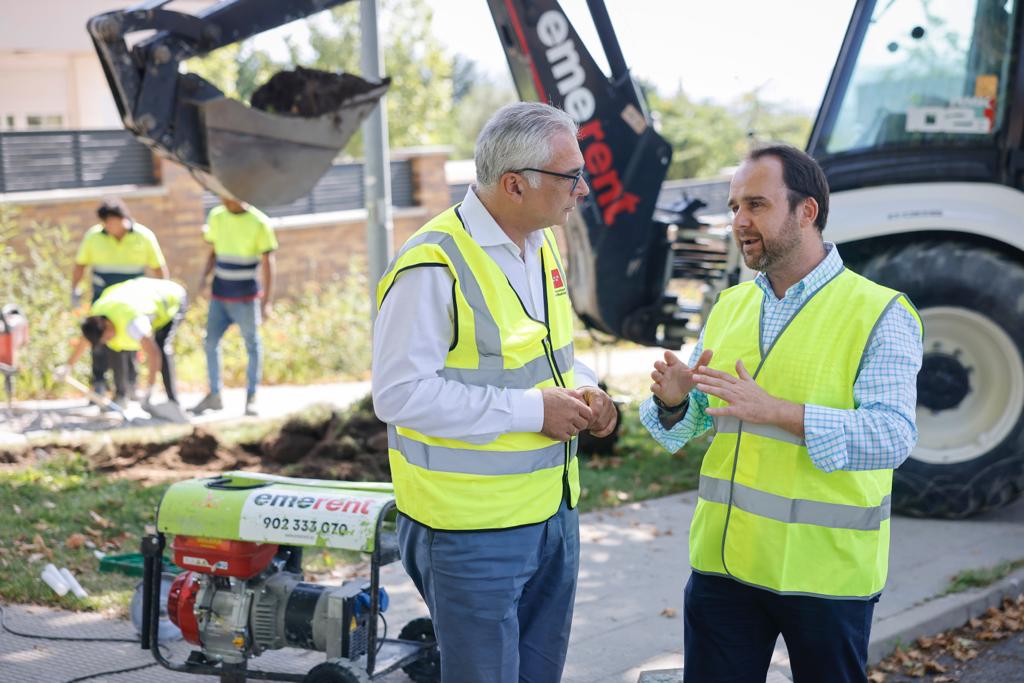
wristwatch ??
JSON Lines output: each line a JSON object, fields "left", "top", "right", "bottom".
{"left": 653, "top": 394, "right": 689, "bottom": 418}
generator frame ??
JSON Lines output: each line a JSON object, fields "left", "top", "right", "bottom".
{"left": 138, "top": 475, "right": 434, "bottom": 682}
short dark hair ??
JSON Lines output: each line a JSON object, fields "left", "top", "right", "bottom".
{"left": 81, "top": 316, "right": 107, "bottom": 346}
{"left": 747, "top": 145, "right": 829, "bottom": 231}
{"left": 97, "top": 198, "right": 130, "bottom": 221}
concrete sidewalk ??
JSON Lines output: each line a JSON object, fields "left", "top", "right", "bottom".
{"left": 2, "top": 494, "right": 1022, "bottom": 682}
{"left": 0, "top": 346, "right": 666, "bottom": 443}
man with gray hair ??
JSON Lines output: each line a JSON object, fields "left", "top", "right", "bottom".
{"left": 372, "top": 102, "right": 617, "bottom": 681}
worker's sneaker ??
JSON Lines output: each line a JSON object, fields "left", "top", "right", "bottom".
{"left": 190, "top": 392, "right": 223, "bottom": 414}
{"left": 244, "top": 393, "right": 258, "bottom": 417}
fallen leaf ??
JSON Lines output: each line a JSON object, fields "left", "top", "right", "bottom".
{"left": 28, "top": 552, "right": 45, "bottom": 563}
{"left": 660, "top": 608, "right": 677, "bottom": 618}
{"left": 42, "top": 501, "right": 56, "bottom": 510}
{"left": 12, "top": 504, "right": 21, "bottom": 515}
{"left": 66, "top": 533, "right": 87, "bottom": 549}
{"left": 89, "top": 510, "right": 112, "bottom": 528}
{"left": 917, "top": 636, "right": 935, "bottom": 649}
{"left": 924, "top": 660, "right": 947, "bottom": 673}
{"left": 867, "top": 672, "right": 886, "bottom": 683}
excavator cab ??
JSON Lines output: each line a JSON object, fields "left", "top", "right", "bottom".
{"left": 87, "top": 0, "right": 388, "bottom": 206}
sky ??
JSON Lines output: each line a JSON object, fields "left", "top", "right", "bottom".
{"left": 255, "top": 0, "right": 859, "bottom": 114}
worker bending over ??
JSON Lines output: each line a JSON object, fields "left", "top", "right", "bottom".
{"left": 61, "top": 277, "right": 187, "bottom": 408}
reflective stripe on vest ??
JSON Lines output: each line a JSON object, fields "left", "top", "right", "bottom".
{"left": 377, "top": 206, "right": 578, "bottom": 531}
{"left": 689, "top": 267, "right": 922, "bottom": 599}
{"left": 91, "top": 265, "right": 146, "bottom": 298}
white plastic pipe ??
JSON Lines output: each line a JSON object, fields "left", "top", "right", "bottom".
{"left": 58, "top": 567, "right": 89, "bottom": 598}
{"left": 40, "top": 564, "right": 69, "bottom": 596}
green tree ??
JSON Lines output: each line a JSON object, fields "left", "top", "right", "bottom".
{"left": 648, "top": 87, "right": 746, "bottom": 179}
{"left": 303, "top": 0, "right": 456, "bottom": 154}
{"left": 184, "top": 44, "right": 243, "bottom": 98}
{"left": 448, "top": 79, "right": 518, "bottom": 159}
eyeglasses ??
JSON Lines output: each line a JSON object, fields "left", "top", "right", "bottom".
{"left": 510, "top": 167, "right": 585, "bottom": 194}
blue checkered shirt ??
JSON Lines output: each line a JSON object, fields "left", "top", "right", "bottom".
{"left": 640, "top": 243, "right": 923, "bottom": 472}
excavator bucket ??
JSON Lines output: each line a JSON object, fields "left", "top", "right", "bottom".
{"left": 191, "top": 84, "right": 389, "bottom": 206}
{"left": 87, "top": 1, "right": 386, "bottom": 206}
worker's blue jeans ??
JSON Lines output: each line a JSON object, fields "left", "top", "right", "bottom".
{"left": 397, "top": 499, "right": 579, "bottom": 683}
{"left": 683, "top": 571, "right": 877, "bottom": 683}
{"left": 204, "top": 298, "right": 261, "bottom": 396}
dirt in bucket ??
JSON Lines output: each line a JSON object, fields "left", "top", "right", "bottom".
{"left": 250, "top": 67, "right": 389, "bottom": 117}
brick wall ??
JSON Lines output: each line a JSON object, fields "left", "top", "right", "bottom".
{"left": 2, "top": 147, "right": 452, "bottom": 297}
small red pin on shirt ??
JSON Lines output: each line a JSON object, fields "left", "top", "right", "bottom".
{"left": 551, "top": 268, "right": 564, "bottom": 289}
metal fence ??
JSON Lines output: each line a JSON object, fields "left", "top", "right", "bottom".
{"left": 0, "top": 129, "right": 156, "bottom": 194}
{"left": 202, "top": 160, "right": 416, "bottom": 219}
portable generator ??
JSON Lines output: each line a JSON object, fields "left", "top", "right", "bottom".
{"left": 0, "top": 304, "right": 28, "bottom": 408}
{"left": 140, "top": 471, "right": 439, "bottom": 682}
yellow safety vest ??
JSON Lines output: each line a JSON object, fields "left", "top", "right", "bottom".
{"left": 75, "top": 223, "right": 166, "bottom": 300}
{"left": 90, "top": 278, "right": 185, "bottom": 352}
{"left": 376, "top": 206, "right": 578, "bottom": 531}
{"left": 690, "top": 268, "right": 922, "bottom": 599}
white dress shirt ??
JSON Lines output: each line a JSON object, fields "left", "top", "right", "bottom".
{"left": 372, "top": 187, "right": 598, "bottom": 444}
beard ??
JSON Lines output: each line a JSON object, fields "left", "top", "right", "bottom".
{"left": 743, "top": 211, "right": 803, "bottom": 272}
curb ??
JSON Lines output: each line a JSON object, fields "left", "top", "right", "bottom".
{"left": 868, "top": 566, "right": 1024, "bottom": 664}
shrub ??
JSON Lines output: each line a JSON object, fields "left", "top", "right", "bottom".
{"left": 0, "top": 208, "right": 373, "bottom": 399}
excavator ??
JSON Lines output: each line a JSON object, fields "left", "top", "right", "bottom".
{"left": 89, "top": 0, "right": 1024, "bottom": 524}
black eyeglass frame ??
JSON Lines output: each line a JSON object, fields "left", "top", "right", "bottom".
{"left": 509, "top": 167, "right": 585, "bottom": 193}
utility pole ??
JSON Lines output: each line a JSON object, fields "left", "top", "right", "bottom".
{"left": 361, "top": 0, "right": 393, "bottom": 320}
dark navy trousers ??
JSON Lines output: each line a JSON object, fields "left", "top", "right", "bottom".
{"left": 683, "top": 571, "right": 876, "bottom": 683}
{"left": 397, "top": 499, "right": 579, "bottom": 683}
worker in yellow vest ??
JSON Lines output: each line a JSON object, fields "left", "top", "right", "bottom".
{"left": 642, "top": 146, "right": 923, "bottom": 682}
{"left": 71, "top": 198, "right": 168, "bottom": 405}
{"left": 61, "top": 278, "right": 187, "bottom": 409}
{"left": 190, "top": 197, "right": 277, "bottom": 417}
{"left": 372, "top": 103, "right": 617, "bottom": 683}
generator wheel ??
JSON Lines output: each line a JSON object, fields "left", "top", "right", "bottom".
{"left": 856, "top": 241, "right": 1024, "bottom": 517}
{"left": 304, "top": 659, "right": 369, "bottom": 683}
{"left": 398, "top": 617, "right": 440, "bottom": 683}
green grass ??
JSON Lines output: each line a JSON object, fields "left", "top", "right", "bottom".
{"left": 0, "top": 451, "right": 166, "bottom": 613}
{"left": 944, "top": 558, "right": 1024, "bottom": 595}
{"left": 0, "top": 395, "right": 711, "bottom": 613}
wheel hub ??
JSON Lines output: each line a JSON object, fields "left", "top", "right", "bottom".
{"left": 918, "top": 351, "right": 971, "bottom": 412}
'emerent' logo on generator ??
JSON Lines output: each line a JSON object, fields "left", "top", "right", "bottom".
{"left": 252, "top": 492, "right": 372, "bottom": 515}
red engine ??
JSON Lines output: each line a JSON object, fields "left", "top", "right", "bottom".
{"left": 167, "top": 536, "right": 278, "bottom": 646}
{"left": 171, "top": 535, "right": 277, "bottom": 579}
{"left": 0, "top": 305, "right": 28, "bottom": 368}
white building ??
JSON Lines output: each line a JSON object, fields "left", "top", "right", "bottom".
{"left": 0, "top": 0, "right": 210, "bottom": 131}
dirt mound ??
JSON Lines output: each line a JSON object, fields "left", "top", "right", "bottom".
{"left": 250, "top": 67, "right": 388, "bottom": 117}
{"left": 260, "top": 396, "right": 390, "bottom": 481}
{"left": 2, "top": 396, "right": 391, "bottom": 485}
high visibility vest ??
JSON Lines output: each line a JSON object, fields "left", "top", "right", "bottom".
{"left": 690, "top": 268, "right": 922, "bottom": 599}
{"left": 90, "top": 278, "right": 186, "bottom": 352}
{"left": 75, "top": 223, "right": 166, "bottom": 300}
{"left": 204, "top": 205, "right": 277, "bottom": 299}
{"left": 376, "top": 206, "right": 578, "bottom": 531}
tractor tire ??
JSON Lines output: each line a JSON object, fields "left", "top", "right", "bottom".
{"left": 398, "top": 617, "right": 441, "bottom": 683}
{"left": 856, "top": 241, "right": 1024, "bottom": 518}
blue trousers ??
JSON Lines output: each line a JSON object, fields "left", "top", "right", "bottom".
{"left": 397, "top": 500, "right": 579, "bottom": 683}
{"left": 204, "top": 298, "right": 261, "bottom": 396}
{"left": 683, "top": 571, "right": 876, "bottom": 683}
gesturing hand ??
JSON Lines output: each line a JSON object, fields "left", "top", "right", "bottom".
{"left": 541, "top": 387, "right": 593, "bottom": 442}
{"left": 693, "top": 360, "right": 779, "bottom": 424}
{"left": 581, "top": 387, "right": 617, "bottom": 438}
{"left": 651, "top": 348, "right": 713, "bottom": 407}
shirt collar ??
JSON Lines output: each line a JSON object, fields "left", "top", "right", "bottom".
{"left": 754, "top": 241, "right": 843, "bottom": 302}
{"left": 460, "top": 186, "right": 544, "bottom": 255}
{"left": 101, "top": 220, "right": 135, "bottom": 236}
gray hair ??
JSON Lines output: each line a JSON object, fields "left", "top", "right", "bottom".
{"left": 475, "top": 102, "right": 578, "bottom": 189}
